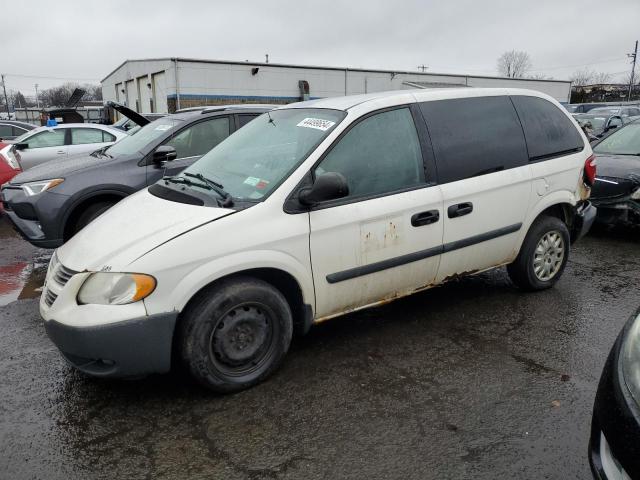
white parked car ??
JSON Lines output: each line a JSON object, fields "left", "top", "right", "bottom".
{"left": 41, "top": 88, "right": 596, "bottom": 392}
{"left": 10, "top": 123, "right": 127, "bottom": 170}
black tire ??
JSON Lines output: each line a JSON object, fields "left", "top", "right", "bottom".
{"left": 507, "top": 215, "right": 570, "bottom": 291}
{"left": 74, "top": 201, "right": 114, "bottom": 233}
{"left": 178, "top": 276, "right": 293, "bottom": 393}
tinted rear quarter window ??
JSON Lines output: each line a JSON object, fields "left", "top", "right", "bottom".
{"left": 511, "top": 95, "right": 584, "bottom": 161}
{"left": 419, "top": 96, "right": 528, "bottom": 184}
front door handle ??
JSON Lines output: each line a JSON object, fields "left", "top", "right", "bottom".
{"left": 448, "top": 202, "right": 473, "bottom": 218}
{"left": 411, "top": 210, "right": 440, "bottom": 227}
{"left": 56, "top": 150, "right": 66, "bottom": 155}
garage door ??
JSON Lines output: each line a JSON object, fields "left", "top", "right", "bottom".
{"left": 125, "top": 79, "right": 136, "bottom": 110}
{"left": 152, "top": 71, "right": 167, "bottom": 113}
{"left": 138, "top": 75, "right": 152, "bottom": 113}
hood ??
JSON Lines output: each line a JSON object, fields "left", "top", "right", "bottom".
{"left": 106, "top": 101, "right": 150, "bottom": 127}
{"left": 593, "top": 153, "right": 640, "bottom": 179}
{"left": 57, "top": 188, "right": 234, "bottom": 271}
{"left": 11, "top": 151, "right": 117, "bottom": 183}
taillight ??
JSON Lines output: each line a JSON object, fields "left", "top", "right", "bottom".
{"left": 583, "top": 154, "right": 596, "bottom": 186}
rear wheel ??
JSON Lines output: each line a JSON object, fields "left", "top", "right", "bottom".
{"left": 507, "top": 215, "right": 570, "bottom": 291}
{"left": 73, "top": 201, "right": 114, "bottom": 234}
{"left": 179, "top": 277, "right": 293, "bottom": 393}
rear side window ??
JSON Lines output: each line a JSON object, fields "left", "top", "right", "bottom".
{"left": 419, "top": 96, "right": 528, "bottom": 184}
{"left": 71, "top": 128, "right": 113, "bottom": 145}
{"left": 238, "top": 114, "right": 259, "bottom": 128}
{"left": 511, "top": 95, "right": 584, "bottom": 161}
{"left": 12, "top": 126, "right": 28, "bottom": 136}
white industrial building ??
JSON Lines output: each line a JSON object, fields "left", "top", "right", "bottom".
{"left": 101, "top": 57, "right": 572, "bottom": 114}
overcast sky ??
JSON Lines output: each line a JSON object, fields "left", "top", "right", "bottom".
{"left": 2, "top": 0, "right": 639, "bottom": 98}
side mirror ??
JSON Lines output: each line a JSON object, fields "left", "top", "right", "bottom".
{"left": 299, "top": 172, "right": 349, "bottom": 205}
{"left": 14, "top": 143, "right": 28, "bottom": 151}
{"left": 152, "top": 145, "right": 177, "bottom": 165}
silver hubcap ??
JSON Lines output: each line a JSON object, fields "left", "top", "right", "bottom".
{"left": 533, "top": 230, "right": 565, "bottom": 281}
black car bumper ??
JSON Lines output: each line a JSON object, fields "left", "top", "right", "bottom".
{"left": 572, "top": 200, "right": 597, "bottom": 242}
{"left": 589, "top": 311, "right": 640, "bottom": 479}
{"left": 44, "top": 313, "right": 178, "bottom": 377}
{"left": 0, "top": 186, "right": 66, "bottom": 247}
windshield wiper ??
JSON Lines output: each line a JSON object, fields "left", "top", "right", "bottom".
{"left": 183, "top": 172, "right": 234, "bottom": 207}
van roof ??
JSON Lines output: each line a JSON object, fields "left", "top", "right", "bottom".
{"left": 280, "top": 88, "right": 549, "bottom": 112}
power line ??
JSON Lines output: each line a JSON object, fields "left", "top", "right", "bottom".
{"left": 529, "top": 56, "right": 627, "bottom": 72}
{"left": 3, "top": 73, "right": 101, "bottom": 82}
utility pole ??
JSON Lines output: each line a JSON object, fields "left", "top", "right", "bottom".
{"left": 417, "top": 64, "right": 428, "bottom": 73}
{"left": 1, "top": 74, "right": 9, "bottom": 116}
{"left": 34, "top": 83, "right": 40, "bottom": 109}
{"left": 628, "top": 40, "right": 638, "bottom": 101}
{"left": 265, "top": 53, "right": 269, "bottom": 64}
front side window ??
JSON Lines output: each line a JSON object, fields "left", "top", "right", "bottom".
{"left": 25, "top": 129, "right": 66, "bottom": 149}
{"left": 71, "top": 128, "right": 109, "bottom": 145}
{"left": 165, "top": 117, "right": 230, "bottom": 159}
{"left": 511, "top": 95, "right": 584, "bottom": 160}
{"left": 180, "top": 108, "right": 345, "bottom": 201}
{"left": 314, "top": 107, "right": 424, "bottom": 199}
{"left": 420, "top": 96, "right": 528, "bottom": 183}
{"left": 594, "top": 123, "right": 640, "bottom": 155}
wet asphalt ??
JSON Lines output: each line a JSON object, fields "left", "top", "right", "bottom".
{"left": 0, "top": 215, "right": 638, "bottom": 480}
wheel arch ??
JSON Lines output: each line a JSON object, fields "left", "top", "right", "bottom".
{"left": 176, "top": 267, "right": 313, "bottom": 339}
{"left": 517, "top": 191, "right": 577, "bottom": 251}
{"left": 62, "top": 188, "right": 133, "bottom": 241}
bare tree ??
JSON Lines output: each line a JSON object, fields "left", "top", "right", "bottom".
{"left": 591, "top": 72, "right": 612, "bottom": 84}
{"left": 528, "top": 73, "right": 553, "bottom": 80}
{"left": 570, "top": 68, "right": 595, "bottom": 86}
{"left": 497, "top": 50, "right": 532, "bottom": 78}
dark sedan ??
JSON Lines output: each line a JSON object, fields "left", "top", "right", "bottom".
{"left": 0, "top": 105, "right": 273, "bottom": 248}
{"left": 590, "top": 120, "right": 640, "bottom": 225}
{"left": 590, "top": 307, "right": 640, "bottom": 480}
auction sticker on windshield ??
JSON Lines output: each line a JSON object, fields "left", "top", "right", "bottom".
{"left": 296, "top": 118, "right": 336, "bottom": 131}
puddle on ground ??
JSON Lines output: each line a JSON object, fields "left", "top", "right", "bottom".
{"left": 0, "top": 216, "right": 17, "bottom": 239}
{"left": 0, "top": 257, "right": 49, "bottom": 307}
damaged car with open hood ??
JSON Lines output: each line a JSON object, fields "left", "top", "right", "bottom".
{"left": 590, "top": 119, "right": 640, "bottom": 226}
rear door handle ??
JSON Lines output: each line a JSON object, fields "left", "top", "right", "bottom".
{"left": 56, "top": 150, "right": 66, "bottom": 155}
{"left": 447, "top": 202, "right": 473, "bottom": 218}
{"left": 411, "top": 210, "right": 440, "bottom": 227}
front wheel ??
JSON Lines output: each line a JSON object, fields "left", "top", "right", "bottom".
{"left": 178, "top": 277, "right": 293, "bottom": 393}
{"left": 507, "top": 215, "right": 570, "bottom": 291}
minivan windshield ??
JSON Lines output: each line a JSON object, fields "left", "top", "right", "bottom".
{"left": 594, "top": 123, "right": 640, "bottom": 155}
{"left": 106, "top": 117, "right": 183, "bottom": 157}
{"left": 177, "top": 108, "right": 345, "bottom": 201}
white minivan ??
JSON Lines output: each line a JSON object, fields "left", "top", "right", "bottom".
{"left": 41, "top": 88, "right": 596, "bottom": 392}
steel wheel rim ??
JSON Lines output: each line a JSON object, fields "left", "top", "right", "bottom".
{"left": 209, "top": 302, "right": 277, "bottom": 377}
{"left": 533, "top": 230, "right": 565, "bottom": 281}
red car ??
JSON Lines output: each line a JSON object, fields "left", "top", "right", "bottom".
{"left": 0, "top": 142, "right": 21, "bottom": 212}
{"left": 0, "top": 142, "right": 20, "bottom": 185}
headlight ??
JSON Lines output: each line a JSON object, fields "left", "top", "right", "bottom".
{"left": 622, "top": 312, "right": 640, "bottom": 406}
{"left": 77, "top": 272, "right": 156, "bottom": 305}
{"left": 631, "top": 188, "right": 640, "bottom": 200}
{"left": 22, "top": 178, "right": 64, "bottom": 196}
{"left": 46, "top": 251, "right": 59, "bottom": 282}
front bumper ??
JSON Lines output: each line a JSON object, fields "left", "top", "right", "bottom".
{"left": 45, "top": 313, "right": 177, "bottom": 377}
{"left": 40, "top": 261, "right": 178, "bottom": 378}
{"left": 572, "top": 200, "right": 597, "bottom": 242}
{"left": 0, "top": 186, "right": 66, "bottom": 247}
{"left": 589, "top": 312, "right": 640, "bottom": 479}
